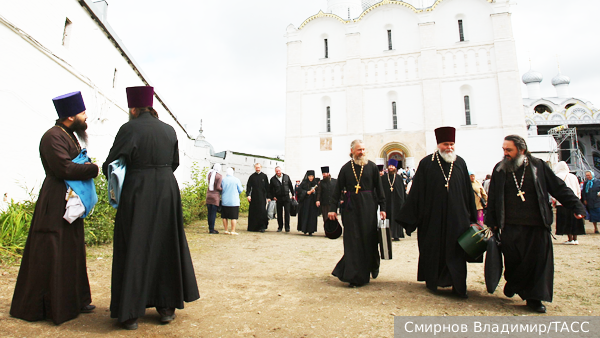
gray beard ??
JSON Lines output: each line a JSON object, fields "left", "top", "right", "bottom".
{"left": 438, "top": 149, "right": 456, "bottom": 163}
{"left": 352, "top": 155, "right": 368, "bottom": 166}
{"left": 498, "top": 154, "right": 525, "bottom": 172}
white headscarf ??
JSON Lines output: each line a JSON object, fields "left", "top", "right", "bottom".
{"left": 208, "top": 163, "right": 221, "bottom": 191}
{"left": 226, "top": 167, "right": 234, "bottom": 176}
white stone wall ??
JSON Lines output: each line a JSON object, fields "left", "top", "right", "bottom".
{"left": 285, "top": 0, "right": 527, "bottom": 181}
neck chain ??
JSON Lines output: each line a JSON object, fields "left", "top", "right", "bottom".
{"left": 387, "top": 172, "right": 396, "bottom": 192}
{"left": 351, "top": 159, "right": 364, "bottom": 194}
{"left": 57, "top": 125, "right": 81, "bottom": 152}
{"left": 436, "top": 152, "right": 453, "bottom": 190}
{"left": 512, "top": 160, "right": 528, "bottom": 202}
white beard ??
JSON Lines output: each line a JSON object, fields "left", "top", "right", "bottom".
{"left": 353, "top": 155, "right": 368, "bottom": 166}
{"left": 438, "top": 149, "right": 457, "bottom": 163}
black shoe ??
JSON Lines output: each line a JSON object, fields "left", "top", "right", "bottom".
{"left": 504, "top": 284, "right": 515, "bottom": 298}
{"left": 595, "top": 230, "right": 600, "bottom": 234}
{"left": 309, "top": 233, "right": 313, "bottom": 236}
{"left": 277, "top": 228, "right": 282, "bottom": 232}
{"left": 209, "top": 230, "right": 219, "bottom": 234}
{"left": 122, "top": 318, "right": 138, "bottom": 330}
{"left": 80, "top": 304, "right": 96, "bottom": 313}
{"left": 452, "top": 286, "right": 468, "bottom": 299}
{"left": 285, "top": 229, "right": 290, "bottom": 232}
{"left": 259, "top": 229, "right": 265, "bottom": 233}
{"left": 372, "top": 269, "right": 379, "bottom": 279}
{"left": 526, "top": 300, "right": 546, "bottom": 313}
{"left": 157, "top": 307, "right": 176, "bottom": 323}
{"left": 392, "top": 238, "right": 400, "bottom": 241}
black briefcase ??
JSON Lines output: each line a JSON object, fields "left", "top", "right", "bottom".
{"left": 290, "top": 199, "right": 298, "bottom": 217}
{"left": 378, "top": 219, "right": 392, "bottom": 260}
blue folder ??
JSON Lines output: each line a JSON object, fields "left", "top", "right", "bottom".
{"left": 65, "top": 149, "right": 98, "bottom": 218}
{"left": 107, "top": 157, "right": 126, "bottom": 209}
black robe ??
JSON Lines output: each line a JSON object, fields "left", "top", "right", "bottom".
{"left": 11, "top": 124, "right": 99, "bottom": 324}
{"left": 316, "top": 177, "right": 339, "bottom": 222}
{"left": 485, "top": 156, "right": 586, "bottom": 302}
{"left": 331, "top": 161, "right": 385, "bottom": 286}
{"left": 102, "top": 112, "right": 199, "bottom": 322}
{"left": 398, "top": 153, "right": 477, "bottom": 295}
{"left": 246, "top": 172, "right": 270, "bottom": 231}
{"left": 381, "top": 172, "right": 407, "bottom": 239}
{"left": 297, "top": 179, "right": 319, "bottom": 234}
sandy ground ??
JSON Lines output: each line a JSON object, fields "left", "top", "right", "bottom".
{"left": 0, "top": 216, "right": 599, "bottom": 337}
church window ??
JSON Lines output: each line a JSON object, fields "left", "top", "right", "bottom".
{"left": 565, "top": 103, "right": 575, "bottom": 110}
{"left": 326, "top": 106, "right": 331, "bottom": 132}
{"left": 62, "top": 18, "right": 72, "bottom": 48}
{"left": 387, "top": 30, "right": 393, "bottom": 50}
{"left": 324, "top": 39, "right": 328, "bottom": 59}
{"left": 464, "top": 95, "right": 471, "bottom": 125}
{"left": 112, "top": 68, "right": 118, "bottom": 88}
{"left": 534, "top": 104, "right": 552, "bottom": 114}
{"left": 458, "top": 20, "right": 465, "bottom": 42}
{"left": 392, "top": 102, "right": 397, "bottom": 129}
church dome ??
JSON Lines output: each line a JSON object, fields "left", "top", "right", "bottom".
{"left": 194, "top": 121, "right": 215, "bottom": 155}
{"left": 552, "top": 73, "right": 571, "bottom": 86}
{"left": 522, "top": 69, "right": 543, "bottom": 84}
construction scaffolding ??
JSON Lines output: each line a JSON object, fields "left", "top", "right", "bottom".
{"left": 547, "top": 125, "right": 593, "bottom": 179}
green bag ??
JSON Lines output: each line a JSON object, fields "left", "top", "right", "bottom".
{"left": 458, "top": 224, "right": 488, "bottom": 259}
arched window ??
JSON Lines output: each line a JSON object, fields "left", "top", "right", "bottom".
{"left": 458, "top": 20, "right": 465, "bottom": 42}
{"left": 387, "top": 30, "right": 393, "bottom": 50}
{"left": 326, "top": 106, "right": 331, "bottom": 132}
{"left": 392, "top": 102, "right": 397, "bottom": 129}
{"left": 534, "top": 104, "right": 552, "bottom": 114}
{"left": 324, "top": 39, "right": 328, "bottom": 59}
{"left": 464, "top": 96, "right": 471, "bottom": 125}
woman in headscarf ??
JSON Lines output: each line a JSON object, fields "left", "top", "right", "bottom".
{"left": 221, "top": 168, "right": 243, "bottom": 235}
{"left": 582, "top": 170, "right": 600, "bottom": 234}
{"left": 206, "top": 163, "right": 222, "bottom": 234}
{"left": 554, "top": 161, "right": 586, "bottom": 244}
{"left": 297, "top": 170, "right": 320, "bottom": 235}
{"left": 470, "top": 171, "right": 487, "bottom": 226}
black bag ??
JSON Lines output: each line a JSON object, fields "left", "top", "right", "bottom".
{"left": 484, "top": 233, "right": 503, "bottom": 294}
{"left": 378, "top": 219, "right": 392, "bottom": 260}
{"left": 290, "top": 199, "right": 298, "bottom": 217}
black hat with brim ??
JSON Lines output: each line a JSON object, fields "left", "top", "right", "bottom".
{"left": 324, "top": 218, "right": 342, "bottom": 239}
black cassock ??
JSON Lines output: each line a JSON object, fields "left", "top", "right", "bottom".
{"left": 11, "top": 124, "right": 98, "bottom": 324}
{"left": 297, "top": 178, "right": 319, "bottom": 234}
{"left": 398, "top": 153, "right": 477, "bottom": 295}
{"left": 381, "top": 172, "right": 406, "bottom": 239}
{"left": 246, "top": 172, "right": 270, "bottom": 231}
{"left": 102, "top": 112, "right": 199, "bottom": 323}
{"left": 331, "top": 161, "right": 385, "bottom": 286}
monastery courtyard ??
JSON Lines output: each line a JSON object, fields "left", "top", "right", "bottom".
{"left": 0, "top": 217, "right": 598, "bottom": 337}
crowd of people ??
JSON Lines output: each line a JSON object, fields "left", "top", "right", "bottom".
{"left": 8, "top": 87, "right": 598, "bottom": 330}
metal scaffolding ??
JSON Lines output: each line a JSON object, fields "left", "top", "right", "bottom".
{"left": 547, "top": 125, "right": 592, "bottom": 179}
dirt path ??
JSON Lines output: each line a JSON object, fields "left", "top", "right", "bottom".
{"left": 0, "top": 217, "right": 599, "bottom": 337}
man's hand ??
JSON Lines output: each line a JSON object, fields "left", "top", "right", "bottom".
{"left": 328, "top": 212, "right": 337, "bottom": 220}
{"left": 273, "top": 197, "right": 277, "bottom": 201}
{"left": 574, "top": 214, "right": 585, "bottom": 219}
{"left": 267, "top": 199, "right": 271, "bottom": 203}
{"left": 584, "top": 200, "right": 588, "bottom": 206}
{"left": 380, "top": 211, "right": 386, "bottom": 220}
{"left": 316, "top": 201, "right": 320, "bottom": 207}
{"left": 247, "top": 196, "right": 251, "bottom": 202}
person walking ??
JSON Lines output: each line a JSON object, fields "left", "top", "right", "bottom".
{"left": 102, "top": 86, "right": 199, "bottom": 329}
{"left": 582, "top": 170, "right": 600, "bottom": 234}
{"left": 297, "top": 170, "right": 320, "bottom": 235}
{"left": 11, "top": 91, "right": 99, "bottom": 324}
{"left": 269, "top": 166, "right": 294, "bottom": 232}
{"left": 553, "top": 162, "right": 585, "bottom": 244}
{"left": 221, "top": 168, "right": 243, "bottom": 235}
{"left": 246, "top": 163, "right": 270, "bottom": 232}
{"left": 316, "top": 166, "right": 338, "bottom": 223}
{"left": 206, "top": 163, "right": 222, "bottom": 234}
{"left": 470, "top": 172, "right": 487, "bottom": 226}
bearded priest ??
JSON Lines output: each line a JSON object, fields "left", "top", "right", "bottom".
{"left": 329, "top": 139, "right": 386, "bottom": 287}
{"left": 398, "top": 126, "right": 477, "bottom": 298}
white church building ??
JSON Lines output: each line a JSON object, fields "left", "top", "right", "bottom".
{"left": 0, "top": 0, "right": 281, "bottom": 208}
{"left": 285, "top": 0, "right": 526, "bottom": 180}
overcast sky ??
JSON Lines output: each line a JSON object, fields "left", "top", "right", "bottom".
{"left": 105, "top": 0, "right": 600, "bottom": 158}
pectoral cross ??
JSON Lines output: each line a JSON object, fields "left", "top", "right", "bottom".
{"left": 390, "top": 187, "right": 394, "bottom": 192}
{"left": 517, "top": 190, "right": 526, "bottom": 202}
{"left": 355, "top": 184, "right": 361, "bottom": 194}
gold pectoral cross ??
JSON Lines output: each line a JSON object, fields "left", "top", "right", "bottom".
{"left": 517, "top": 190, "right": 526, "bottom": 202}
{"left": 355, "top": 184, "right": 361, "bottom": 194}
{"left": 390, "top": 187, "right": 394, "bottom": 192}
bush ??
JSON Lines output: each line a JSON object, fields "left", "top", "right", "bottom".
{"left": 0, "top": 198, "right": 35, "bottom": 260}
{"left": 180, "top": 163, "right": 209, "bottom": 225}
{"left": 239, "top": 191, "right": 249, "bottom": 213}
{"left": 84, "top": 175, "right": 116, "bottom": 246}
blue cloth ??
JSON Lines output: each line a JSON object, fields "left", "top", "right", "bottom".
{"left": 221, "top": 175, "right": 243, "bottom": 207}
{"left": 65, "top": 149, "right": 98, "bottom": 218}
{"left": 586, "top": 178, "right": 595, "bottom": 194}
{"left": 582, "top": 178, "right": 600, "bottom": 209}
{"left": 107, "top": 157, "right": 127, "bottom": 209}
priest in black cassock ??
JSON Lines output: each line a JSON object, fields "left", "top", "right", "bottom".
{"left": 381, "top": 159, "right": 406, "bottom": 241}
{"left": 11, "top": 92, "right": 98, "bottom": 325}
{"left": 398, "top": 127, "right": 477, "bottom": 298}
{"left": 246, "top": 162, "right": 270, "bottom": 232}
{"left": 329, "top": 140, "right": 386, "bottom": 287}
{"left": 316, "top": 166, "right": 339, "bottom": 223}
{"left": 102, "top": 86, "right": 199, "bottom": 330}
{"left": 297, "top": 170, "right": 320, "bottom": 235}
{"left": 485, "top": 135, "right": 585, "bottom": 313}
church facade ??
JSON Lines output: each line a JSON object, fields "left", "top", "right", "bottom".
{"left": 285, "top": 0, "right": 526, "bottom": 180}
